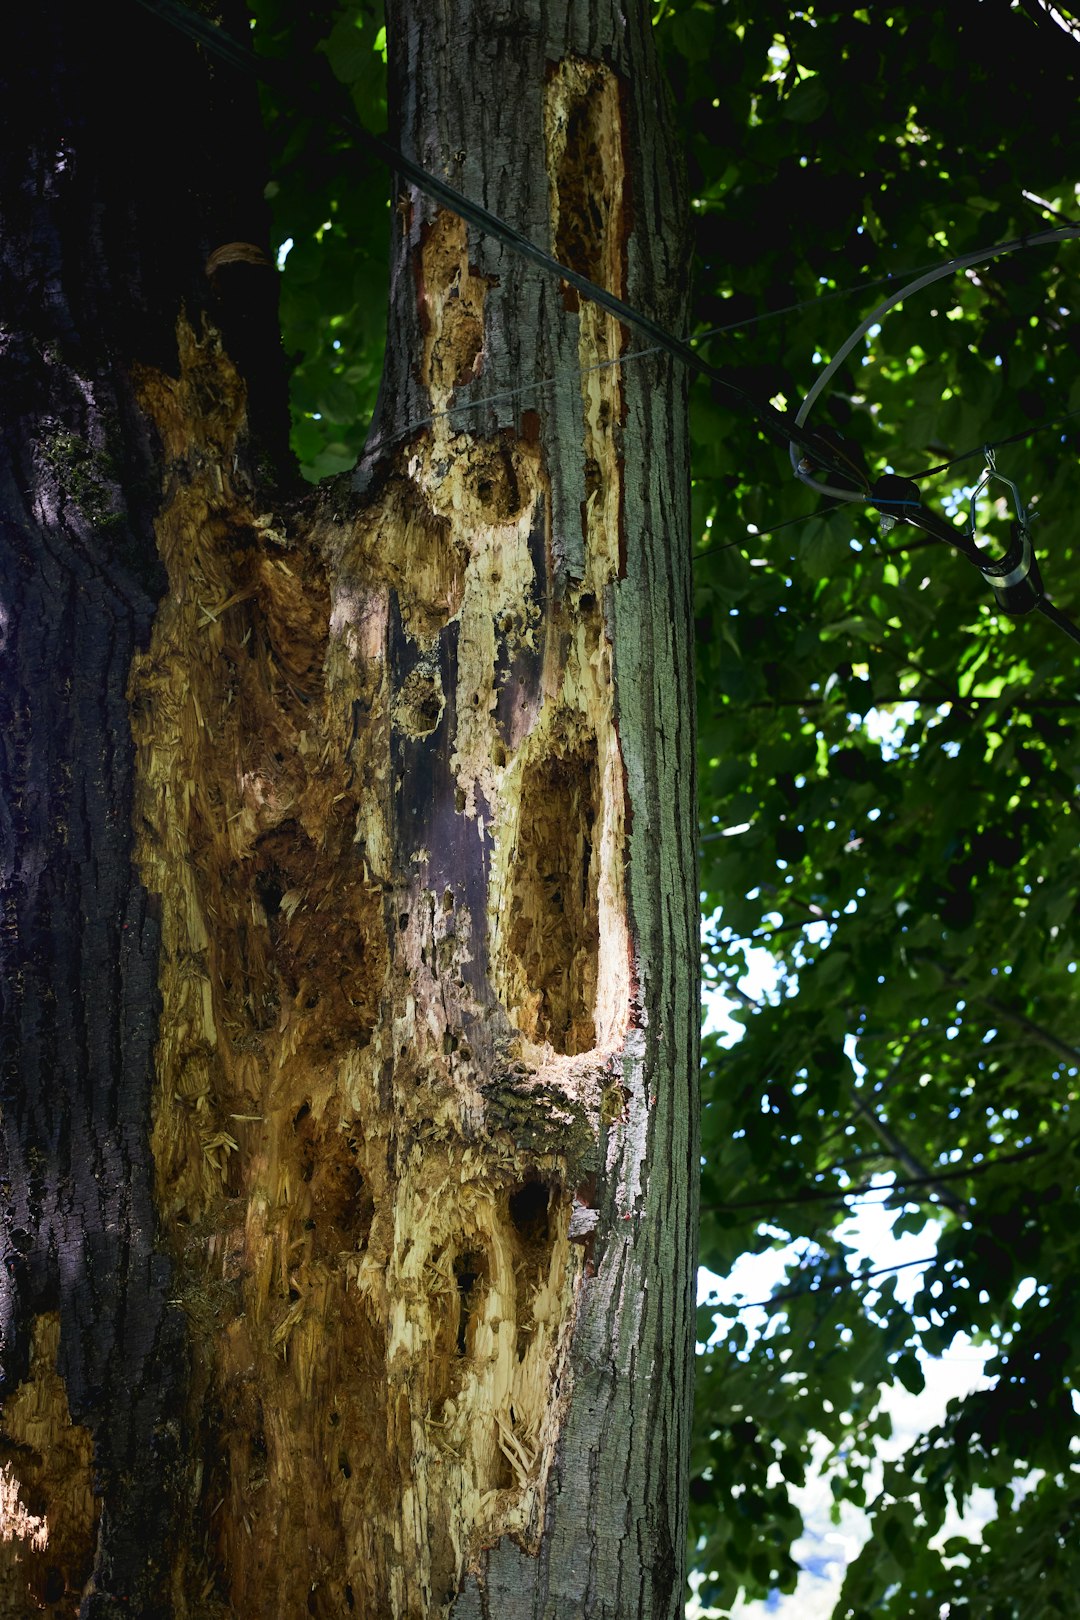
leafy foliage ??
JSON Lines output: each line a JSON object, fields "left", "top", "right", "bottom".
{"left": 666, "top": 3, "right": 1080, "bottom": 1615}
{"left": 252, "top": 0, "right": 389, "bottom": 480}
{"left": 250, "top": 1, "right": 1080, "bottom": 1614}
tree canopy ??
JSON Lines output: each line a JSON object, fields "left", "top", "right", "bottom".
{"left": 248, "top": 2, "right": 1080, "bottom": 1614}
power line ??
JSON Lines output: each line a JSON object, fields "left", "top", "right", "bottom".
{"left": 133, "top": 0, "right": 859, "bottom": 483}
{"left": 912, "top": 404, "right": 1080, "bottom": 481}
{"left": 705, "top": 1255, "right": 936, "bottom": 1318}
{"left": 701, "top": 1144, "right": 1046, "bottom": 1214}
{"left": 791, "top": 223, "right": 1080, "bottom": 502}
{"left": 357, "top": 262, "right": 982, "bottom": 464}
{"left": 788, "top": 226, "right": 1080, "bottom": 646}
{"left": 329, "top": 250, "right": 1080, "bottom": 466}
{"left": 134, "top": 0, "right": 1080, "bottom": 512}
{"left": 693, "top": 502, "right": 842, "bottom": 563}
{"left": 694, "top": 404, "right": 1080, "bottom": 569}
{"left": 137, "top": 0, "right": 1080, "bottom": 651}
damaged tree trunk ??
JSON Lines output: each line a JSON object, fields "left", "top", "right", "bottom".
{"left": 0, "top": 0, "right": 697, "bottom": 1616}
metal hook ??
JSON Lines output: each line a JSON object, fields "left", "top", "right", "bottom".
{"left": 967, "top": 448, "right": 1026, "bottom": 541}
{"left": 966, "top": 451, "right": 1043, "bottom": 615}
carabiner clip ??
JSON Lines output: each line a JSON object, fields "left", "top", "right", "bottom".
{"left": 967, "top": 449, "right": 1043, "bottom": 616}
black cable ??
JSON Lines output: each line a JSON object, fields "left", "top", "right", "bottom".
{"left": 877, "top": 492, "right": 1080, "bottom": 646}
{"left": 693, "top": 501, "right": 847, "bottom": 564}
{"left": 1036, "top": 596, "right": 1080, "bottom": 648}
{"left": 360, "top": 263, "right": 981, "bottom": 463}
{"left": 136, "top": 0, "right": 1080, "bottom": 649}
{"left": 792, "top": 222, "right": 1080, "bottom": 503}
{"left": 911, "top": 405, "right": 1080, "bottom": 481}
{"left": 783, "top": 210, "right": 1080, "bottom": 645}
{"left": 695, "top": 484, "right": 1080, "bottom": 651}
{"left": 132, "top": 0, "right": 860, "bottom": 484}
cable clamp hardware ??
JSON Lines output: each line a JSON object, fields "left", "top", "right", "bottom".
{"left": 967, "top": 450, "right": 1043, "bottom": 614}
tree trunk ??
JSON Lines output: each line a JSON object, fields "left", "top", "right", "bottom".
{"left": 0, "top": 2, "right": 697, "bottom": 1616}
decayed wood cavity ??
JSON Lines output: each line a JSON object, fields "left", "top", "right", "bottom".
{"left": 547, "top": 56, "right": 625, "bottom": 304}
{"left": 131, "top": 319, "right": 394, "bottom": 1617}
{"left": 127, "top": 49, "right": 633, "bottom": 1617}
{"left": 545, "top": 57, "right": 627, "bottom": 581}
{"left": 501, "top": 732, "right": 599, "bottom": 1054}
{"left": 0, "top": 1314, "right": 98, "bottom": 1616}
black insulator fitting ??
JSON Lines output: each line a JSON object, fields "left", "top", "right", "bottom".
{"left": 870, "top": 474, "right": 922, "bottom": 517}
{"left": 977, "top": 521, "right": 1044, "bottom": 616}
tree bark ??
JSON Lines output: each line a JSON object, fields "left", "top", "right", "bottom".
{"left": 0, "top": 5, "right": 285, "bottom": 1614}
{"left": 0, "top": 1, "right": 697, "bottom": 1616}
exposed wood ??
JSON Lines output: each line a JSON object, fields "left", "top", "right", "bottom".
{"left": 126, "top": 286, "right": 632, "bottom": 1613}
{"left": 0, "top": 4, "right": 281, "bottom": 1611}
{"left": 0, "top": 1315, "right": 97, "bottom": 1617}
{"left": 0, "top": 0, "right": 696, "bottom": 1615}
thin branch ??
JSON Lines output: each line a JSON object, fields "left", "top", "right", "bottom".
{"left": 848, "top": 1093, "right": 968, "bottom": 1216}
{"left": 718, "top": 980, "right": 760, "bottom": 1011}
{"left": 733, "top": 693, "right": 1080, "bottom": 712}
{"left": 705, "top": 977, "right": 965, "bottom": 1210}
{"left": 978, "top": 992, "right": 1080, "bottom": 1068}
{"left": 896, "top": 650, "right": 978, "bottom": 719}
{"left": 708, "top": 1256, "right": 935, "bottom": 1317}
{"left": 700, "top": 1143, "right": 1045, "bottom": 1213}
{"left": 711, "top": 923, "right": 1080, "bottom": 1077}
{"left": 878, "top": 534, "right": 943, "bottom": 557}
{"left": 923, "top": 959, "right": 1080, "bottom": 1068}
{"left": 750, "top": 915, "right": 837, "bottom": 940}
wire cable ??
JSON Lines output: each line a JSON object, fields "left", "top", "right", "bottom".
{"left": 133, "top": 0, "right": 1080, "bottom": 649}
{"left": 786, "top": 228, "right": 1080, "bottom": 646}
{"left": 1035, "top": 596, "right": 1080, "bottom": 647}
{"left": 357, "top": 262, "right": 990, "bottom": 464}
{"left": 141, "top": 0, "right": 1009, "bottom": 470}
{"left": 132, "top": 0, "right": 860, "bottom": 482}
{"left": 911, "top": 404, "right": 1080, "bottom": 481}
{"left": 790, "top": 224, "right": 1080, "bottom": 501}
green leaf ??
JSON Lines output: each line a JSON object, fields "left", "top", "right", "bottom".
{"left": 321, "top": 14, "right": 371, "bottom": 85}
{"left": 798, "top": 515, "right": 852, "bottom": 582}
{"left": 895, "top": 1351, "right": 926, "bottom": 1396}
{"left": 781, "top": 76, "right": 829, "bottom": 123}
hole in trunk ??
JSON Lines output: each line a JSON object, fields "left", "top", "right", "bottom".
{"left": 452, "top": 1249, "right": 487, "bottom": 1358}
{"left": 509, "top": 1177, "right": 550, "bottom": 1243}
{"left": 499, "top": 735, "right": 600, "bottom": 1053}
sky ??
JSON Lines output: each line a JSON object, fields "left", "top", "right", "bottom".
{"left": 690, "top": 700, "right": 1000, "bottom": 1618}
{"left": 690, "top": 1183, "right": 997, "bottom": 1619}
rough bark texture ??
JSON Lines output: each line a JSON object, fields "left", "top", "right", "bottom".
{"left": 0, "top": 1, "right": 696, "bottom": 1616}
{"left": 0, "top": 4, "right": 286, "bottom": 1614}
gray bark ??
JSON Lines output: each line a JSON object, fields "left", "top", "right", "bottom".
{"left": 372, "top": 0, "right": 700, "bottom": 1612}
